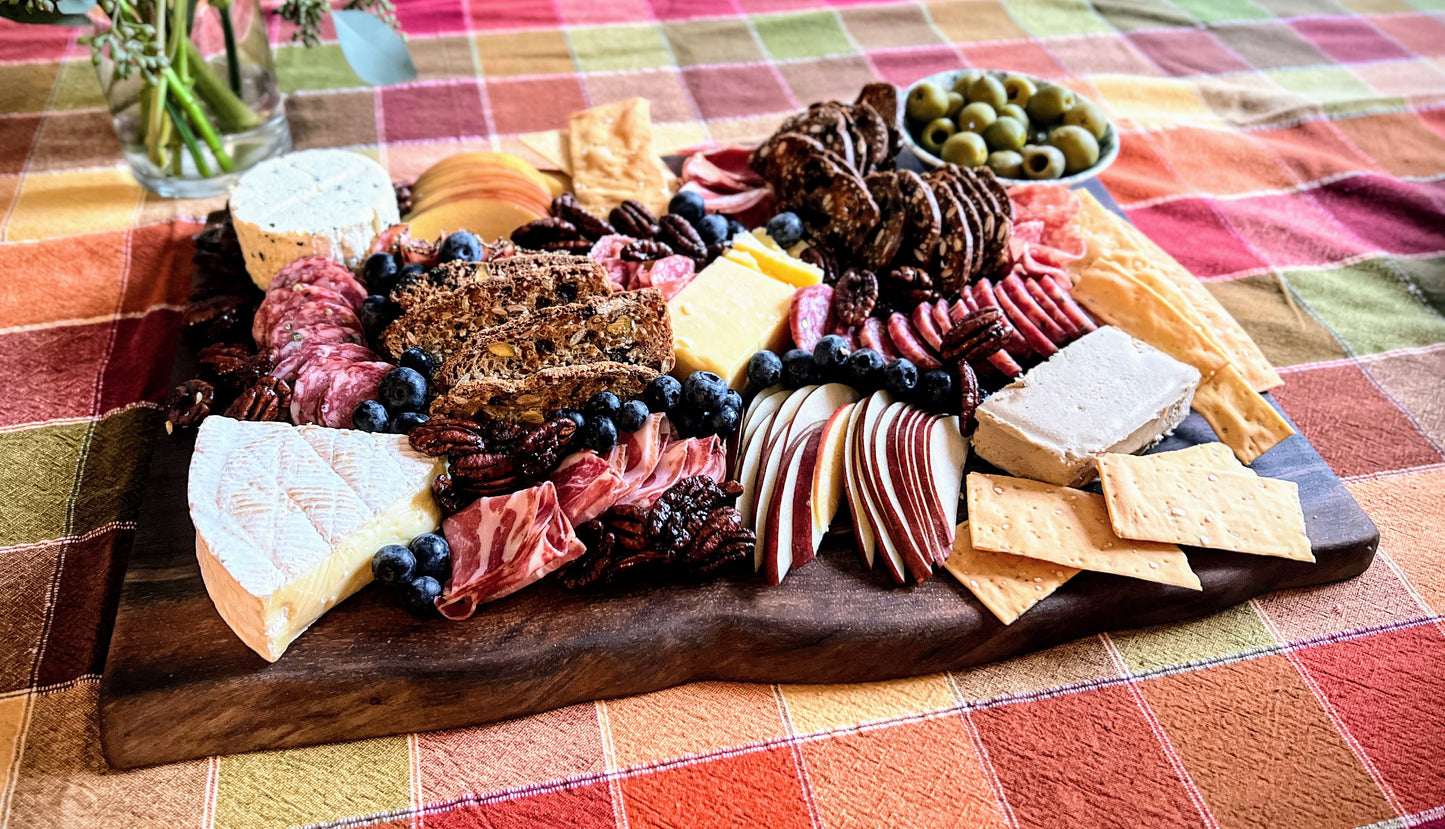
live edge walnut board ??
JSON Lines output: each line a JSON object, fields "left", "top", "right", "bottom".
{"left": 99, "top": 183, "right": 1378, "bottom": 770}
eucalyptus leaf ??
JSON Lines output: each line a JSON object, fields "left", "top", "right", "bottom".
{"left": 0, "top": 1, "right": 92, "bottom": 25}
{"left": 331, "top": 8, "right": 415, "bottom": 87}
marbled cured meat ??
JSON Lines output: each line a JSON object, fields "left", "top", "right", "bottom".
{"left": 253, "top": 282, "right": 361, "bottom": 349}
{"left": 289, "top": 344, "right": 381, "bottom": 424}
{"left": 317, "top": 361, "right": 391, "bottom": 429}
{"left": 437, "top": 482, "right": 585, "bottom": 619}
{"left": 551, "top": 448, "right": 630, "bottom": 526}
{"left": 623, "top": 434, "right": 726, "bottom": 509}
{"left": 270, "top": 328, "right": 370, "bottom": 382}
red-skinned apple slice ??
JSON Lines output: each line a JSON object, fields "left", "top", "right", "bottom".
{"left": 1001, "top": 274, "right": 1068, "bottom": 346}
{"left": 911, "top": 302, "right": 945, "bottom": 352}
{"left": 811, "top": 403, "right": 855, "bottom": 549}
{"left": 930, "top": 415, "right": 969, "bottom": 536}
{"left": 887, "top": 407, "right": 951, "bottom": 566}
{"left": 762, "top": 423, "right": 824, "bottom": 585}
{"left": 842, "top": 396, "right": 879, "bottom": 569}
{"left": 864, "top": 401, "right": 936, "bottom": 582}
{"left": 849, "top": 392, "right": 907, "bottom": 583}
{"left": 732, "top": 385, "right": 787, "bottom": 478}
{"left": 740, "top": 384, "right": 816, "bottom": 547}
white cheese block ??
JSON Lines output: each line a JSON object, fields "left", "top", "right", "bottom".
{"left": 188, "top": 417, "right": 443, "bottom": 662}
{"left": 229, "top": 149, "right": 400, "bottom": 290}
{"left": 972, "top": 326, "right": 1201, "bottom": 487}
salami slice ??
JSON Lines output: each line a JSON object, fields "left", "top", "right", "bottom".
{"left": 931, "top": 298, "right": 953, "bottom": 335}
{"left": 290, "top": 344, "right": 379, "bottom": 424}
{"left": 588, "top": 234, "right": 639, "bottom": 289}
{"left": 1001, "top": 274, "right": 1068, "bottom": 346}
{"left": 271, "top": 325, "right": 370, "bottom": 381}
{"left": 318, "top": 361, "right": 392, "bottom": 429}
{"left": 886, "top": 312, "right": 942, "bottom": 370}
{"left": 860, "top": 316, "right": 899, "bottom": 361}
{"left": 790, "top": 284, "right": 836, "bottom": 353}
{"left": 1023, "top": 276, "right": 1079, "bottom": 340}
{"left": 635, "top": 255, "right": 695, "bottom": 301}
{"left": 911, "top": 301, "right": 944, "bottom": 352}
{"left": 253, "top": 282, "right": 359, "bottom": 348}
{"left": 268, "top": 256, "right": 367, "bottom": 309}
{"left": 993, "top": 279, "right": 1057, "bottom": 357}
{"left": 1041, "top": 275, "right": 1097, "bottom": 333}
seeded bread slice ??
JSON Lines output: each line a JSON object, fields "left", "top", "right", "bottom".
{"left": 433, "top": 289, "right": 675, "bottom": 392}
{"left": 391, "top": 254, "right": 603, "bottom": 313}
{"left": 429, "top": 363, "right": 661, "bottom": 424}
{"left": 380, "top": 264, "right": 612, "bottom": 362}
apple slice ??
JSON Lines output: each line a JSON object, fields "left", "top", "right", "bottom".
{"left": 740, "top": 385, "right": 815, "bottom": 546}
{"left": 930, "top": 415, "right": 969, "bottom": 535}
{"left": 842, "top": 396, "right": 878, "bottom": 569}
{"left": 762, "top": 424, "right": 824, "bottom": 585}
{"left": 733, "top": 385, "right": 787, "bottom": 476}
{"left": 810, "top": 403, "right": 855, "bottom": 549}
{"left": 885, "top": 406, "right": 949, "bottom": 566}
{"left": 863, "top": 401, "right": 935, "bottom": 582}
{"left": 849, "top": 392, "right": 908, "bottom": 583}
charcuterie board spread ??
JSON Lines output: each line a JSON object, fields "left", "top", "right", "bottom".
{"left": 101, "top": 81, "right": 1377, "bottom": 768}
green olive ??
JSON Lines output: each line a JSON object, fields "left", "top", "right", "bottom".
{"left": 982, "top": 116, "right": 1027, "bottom": 152}
{"left": 988, "top": 150, "right": 1024, "bottom": 179}
{"left": 1026, "top": 84, "right": 1076, "bottom": 125}
{"left": 951, "top": 70, "right": 982, "bottom": 97}
{"left": 907, "top": 82, "right": 950, "bottom": 123}
{"left": 966, "top": 75, "right": 1008, "bottom": 110}
{"left": 1062, "top": 100, "right": 1109, "bottom": 141}
{"left": 940, "top": 131, "right": 989, "bottom": 168}
{"left": 1021, "top": 144, "right": 1066, "bottom": 179}
{"left": 918, "top": 117, "right": 957, "bottom": 156}
{"left": 956, "top": 102, "right": 996, "bottom": 133}
{"left": 946, "top": 91, "right": 965, "bottom": 119}
{"left": 999, "top": 104, "right": 1029, "bottom": 127}
{"left": 1048, "top": 125, "right": 1100, "bottom": 174}
{"left": 1003, "top": 75, "right": 1038, "bottom": 107}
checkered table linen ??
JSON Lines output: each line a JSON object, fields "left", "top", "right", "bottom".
{"left": 1, "top": 0, "right": 1443, "bottom": 826}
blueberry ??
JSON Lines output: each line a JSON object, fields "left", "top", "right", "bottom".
{"left": 723, "top": 388, "right": 742, "bottom": 413}
{"left": 392, "top": 263, "right": 428, "bottom": 295}
{"left": 883, "top": 358, "right": 919, "bottom": 396}
{"left": 389, "top": 411, "right": 430, "bottom": 434}
{"left": 696, "top": 214, "right": 729, "bottom": 246}
{"left": 705, "top": 405, "right": 740, "bottom": 436}
{"left": 747, "top": 350, "right": 783, "bottom": 389}
{"left": 363, "top": 252, "right": 400, "bottom": 295}
{"left": 781, "top": 348, "right": 818, "bottom": 388}
{"left": 437, "top": 230, "right": 483, "bottom": 264}
{"left": 812, "top": 334, "right": 850, "bottom": 377}
{"left": 682, "top": 371, "right": 727, "bottom": 411}
{"left": 399, "top": 347, "right": 435, "bottom": 379}
{"left": 580, "top": 415, "right": 618, "bottom": 451}
{"left": 615, "top": 399, "right": 650, "bottom": 432}
{"left": 555, "top": 407, "right": 586, "bottom": 429}
{"left": 668, "top": 190, "right": 706, "bottom": 225}
{"left": 379, "top": 366, "right": 427, "bottom": 412}
{"left": 668, "top": 404, "right": 707, "bottom": 438}
{"left": 726, "top": 218, "right": 747, "bottom": 239}
{"left": 585, "top": 391, "right": 621, "bottom": 419}
{"left": 358, "top": 295, "right": 392, "bottom": 340}
{"left": 352, "top": 399, "right": 390, "bottom": 433}
{"left": 643, "top": 375, "right": 682, "bottom": 413}
{"left": 403, "top": 575, "right": 442, "bottom": 616}
{"left": 844, "top": 348, "right": 885, "bottom": 390}
{"left": 372, "top": 544, "right": 415, "bottom": 586}
{"left": 915, "top": 369, "right": 954, "bottom": 410}
{"left": 765, "top": 212, "right": 805, "bottom": 248}
{"left": 410, "top": 533, "right": 451, "bottom": 582}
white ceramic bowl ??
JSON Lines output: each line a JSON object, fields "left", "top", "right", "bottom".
{"left": 899, "top": 70, "right": 1119, "bottom": 186}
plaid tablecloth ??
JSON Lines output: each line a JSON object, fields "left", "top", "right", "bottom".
{"left": 2, "top": 0, "right": 1443, "bottom": 826}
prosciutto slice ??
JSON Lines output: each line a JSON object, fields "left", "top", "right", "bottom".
{"left": 438, "top": 482, "right": 585, "bottom": 619}
{"left": 551, "top": 447, "right": 630, "bottom": 525}
{"left": 623, "top": 434, "right": 727, "bottom": 509}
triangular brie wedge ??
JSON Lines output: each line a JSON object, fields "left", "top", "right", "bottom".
{"left": 189, "top": 417, "right": 444, "bottom": 662}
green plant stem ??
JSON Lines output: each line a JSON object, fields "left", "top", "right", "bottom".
{"left": 145, "top": 77, "right": 172, "bottom": 168}
{"left": 217, "top": 3, "right": 241, "bottom": 95}
{"left": 164, "top": 96, "right": 214, "bottom": 177}
{"left": 170, "top": 0, "right": 189, "bottom": 85}
{"left": 184, "top": 43, "right": 261, "bottom": 133}
{"left": 163, "top": 64, "right": 234, "bottom": 172}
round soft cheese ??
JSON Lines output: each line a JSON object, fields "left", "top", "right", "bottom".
{"left": 229, "top": 149, "right": 400, "bottom": 290}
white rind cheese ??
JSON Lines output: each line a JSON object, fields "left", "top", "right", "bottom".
{"left": 229, "top": 149, "right": 400, "bottom": 290}
{"left": 972, "top": 326, "right": 1201, "bottom": 487}
{"left": 188, "top": 417, "right": 443, "bottom": 662}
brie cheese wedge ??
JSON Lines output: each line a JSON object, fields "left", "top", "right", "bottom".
{"left": 188, "top": 417, "right": 444, "bottom": 662}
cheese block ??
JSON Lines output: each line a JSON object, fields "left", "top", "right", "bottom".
{"left": 971, "top": 326, "right": 1201, "bottom": 487}
{"left": 668, "top": 257, "right": 797, "bottom": 389}
{"left": 229, "top": 149, "right": 400, "bottom": 290}
{"left": 188, "top": 417, "right": 444, "bottom": 662}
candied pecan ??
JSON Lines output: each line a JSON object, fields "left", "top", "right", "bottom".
{"left": 478, "top": 419, "right": 528, "bottom": 447}
{"left": 165, "top": 379, "right": 214, "bottom": 431}
{"left": 646, "top": 476, "right": 741, "bottom": 554}
{"left": 394, "top": 180, "right": 413, "bottom": 215}
{"left": 799, "top": 244, "right": 841, "bottom": 284}
{"left": 511, "top": 217, "right": 582, "bottom": 249}
{"left": 832, "top": 268, "right": 879, "bottom": 326}
{"left": 602, "top": 547, "right": 671, "bottom": 583}
{"left": 620, "top": 239, "right": 675, "bottom": 262}
{"left": 516, "top": 415, "right": 579, "bottom": 480}
{"left": 958, "top": 362, "right": 981, "bottom": 432}
{"left": 657, "top": 214, "right": 707, "bottom": 260}
{"left": 432, "top": 473, "right": 466, "bottom": 517}
{"left": 539, "top": 238, "right": 593, "bottom": 254}
{"left": 450, "top": 450, "right": 519, "bottom": 487}
{"left": 555, "top": 524, "right": 617, "bottom": 590}
{"left": 224, "top": 376, "right": 292, "bottom": 422}
{"left": 704, "top": 242, "right": 727, "bottom": 267}
{"left": 940, "top": 308, "right": 1009, "bottom": 366}
{"left": 609, "top": 200, "right": 659, "bottom": 238}
{"left": 551, "top": 193, "right": 616, "bottom": 241}
{"left": 679, "top": 506, "right": 754, "bottom": 574}
{"left": 409, "top": 419, "right": 489, "bottom": 458}
{"left": 184, "top": 294, "right": 256, "bottom": 343}
{"left": 198, "top": 343, "right": 271, "bottom": 393}
{"left": 603, "top": 503, "right": 651, "bottom": 551}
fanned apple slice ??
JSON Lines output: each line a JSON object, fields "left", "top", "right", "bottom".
{"left": 864, "top": 401, "right": 935, "bottom": 582}
{"left": 733, "top": 385, "right": 787, "bottom": 477}
{"left": 810, "top": 403, "right": 855, "bottom": 551}
{"left": 931, "top": 416, "right": 969, "bottom": 536}
{"left": 842, "top": 396, "right": 879, "bottom": 569}
{"left": 849, "top": 392, "right": 907, "bottom": 582}
{"left": 762, "top": 424, "right": 825, "bottom": 585}
{"left": 888, "top": 407, "right": 950, "bottom": 565}
{"left": 742, "top": 384, "right": 816, "bottom": 555}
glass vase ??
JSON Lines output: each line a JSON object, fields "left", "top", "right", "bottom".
{"left": 95, "top": 0, "right": 291, "bottom": 199}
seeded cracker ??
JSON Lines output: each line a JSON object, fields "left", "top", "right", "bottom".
{"left": 966, "top": 473, "right": 1202, "bottom": 590}
{"left": 944, "top": 522, "right": 1080, "bottom": 625}
{"left": 1096, "top": 453, "right": 1314, "bottom": 562}
{"left": 1142, "top": 442, "right": 1248, "bottom": 473}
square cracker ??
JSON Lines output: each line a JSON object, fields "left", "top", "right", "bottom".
{"left": 1096, "top": 453, "right": 1314, "bottom": 562}
{"left": 1146, "top": 443, "right": 1249, "bottom": 473}
{"left": 966, "top": 473, "right": 1202, "bottom": 590}
{"left": 945, "top": 522, "right": 1080, "bottom": 625}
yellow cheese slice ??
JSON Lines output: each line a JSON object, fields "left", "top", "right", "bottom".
{"left": 730, "top": 232, "right": 825, "bottom": 288}
{"left": 1191, "top": 364, "right": 1295, "bottom": 464}
{"left": 723, "top": 248, "right": 761, "bottom": 271}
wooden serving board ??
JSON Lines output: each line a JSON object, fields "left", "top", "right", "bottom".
{"left": 99, "top": 186, "right": 1379, "bottom": 770}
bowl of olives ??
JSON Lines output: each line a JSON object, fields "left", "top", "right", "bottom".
{"left": 900, "top": 69, "right": 1118, "bottom": 185}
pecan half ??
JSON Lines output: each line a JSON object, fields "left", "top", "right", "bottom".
{"left": 603, "top": 503, "right": 651, "bottom": 551}
{"left": 198, "top": 343, "right": 271, "bottom": 393}
{"left": 516, "top": 415, "right": 579, "bottom": 480}
{"left": 832, "top": 268, "right": 879, "bottom": 326}
{"left": 551, "top": 193, "right": 617, "bottom": 241}
{"left": 609, "top": 200, "right": 659, "bottom": 239}
{"left": 681, "top": 507, "right": 754, "bottom": 575}
{"left": 409, "top": 419, "right": 489, "bottom": 458}
{"left": 880, "top": 266, "right": 938, "bottom": 308}
{"left": 958, "top": 362, "right": 981, "bottom": 432}
{"left": 620, "top": 239, "right": 675, "bottom": 262}
{"left": 224, "top": 376, "right": 292, "bottom": 422}
{"left": 800, "top": 244, "right": 841, "bottom": 284}
{"left": 556, "top": 521, "right": 616, "bottom": 590}
{"left": 646, "top": 476, "right": 742, "bottom": 554}
{"left": 432, "top": 473, "right": 466, "bottom": 517}
{"left": 449, "top": 451, "right": 519, "bottom": 491}
{"left": 165, "top": 379, "right": 214, "bottom": 431}
{"left": 657, "top": 214, "right": 707, "bottom": 260}
{"left": 940, "top": 307, "right": 1009, "bottom": 366}
{"left": 184, "top": 294, "right": 257, "bottom": 343}
{"left": 538, "top": 238, "right": 593, "bottom": 254}
{"left": 511, "top": 217, "right": 582, "bottom": 250}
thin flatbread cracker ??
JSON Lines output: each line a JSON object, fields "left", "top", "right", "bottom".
{"left": 944, "top": 522, "right": 1079, "bottom": 625}
{"left": 966, "top": 473, "right": 1201, "bottom": 590}
{"left": 1146, "top": 443, "right": 1249, "bottom": 473}
{"left": 568, "top": 98, "right": 673, "bottom": 217}
{"left": 518, "top": 130, "right": 572, "bottom": 175}
{"left": 1097, "top": 454, "right": 1313, "bottom": 562}
{"left": 1073, "top": 258, "right": 1232, "bottom": 378}
{"left": 1192, "top": 365, "right": 1295, "bottom": 464}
